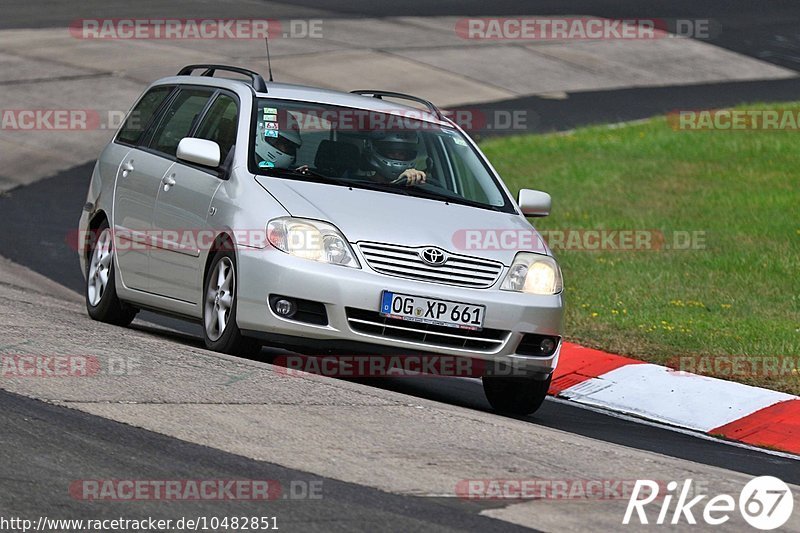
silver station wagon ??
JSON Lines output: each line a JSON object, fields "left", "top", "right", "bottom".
{"left": 79, "top": 64, "right": 564, "bottom": 414}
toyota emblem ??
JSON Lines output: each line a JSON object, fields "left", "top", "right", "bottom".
{"left": 420, "top": 247, "right": 448, "bottom": 266}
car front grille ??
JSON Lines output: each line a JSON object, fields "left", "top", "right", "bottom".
{"left": 358, "top": 242, "right": 504, "bottom": 288}
{"left": 346, "top": 308, "right": 510, "bottom": 352}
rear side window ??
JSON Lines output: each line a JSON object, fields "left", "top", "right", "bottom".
{"left": 116, "top": 86, "right": 172, "bottom": 145}
{"left": 195, "top": 94, "right": 238, "bottom": 163}
{"left": 148, "top": 88, "right": 212, "bottom": 157}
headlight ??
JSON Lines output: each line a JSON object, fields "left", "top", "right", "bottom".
{"left": 500, "top": 253, "right": 562, "bottom": 294}
{"left": 267, "top": 217, "right": 360, "bottom": 268}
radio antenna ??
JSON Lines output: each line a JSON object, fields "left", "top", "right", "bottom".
{"left": 265, "top": 37, "right": 274, "bottom": 82}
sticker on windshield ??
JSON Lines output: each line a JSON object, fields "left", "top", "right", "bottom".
{"left": 264, "top": 107, "right": 278, "bottom": 115}
{"left": 264, "top": 114, "right": 277, "bottom": 122}
{"left": 453, "top": 137, "right": 468, "bottom": 147}
{"left": 264, "top": 122, "right": 279, "bottom": 130}
{"left": 264, "top": 129, "right": 279, "bottom": 138}
{"left": 258, "top": 160, "right": 275, "bottom": 168}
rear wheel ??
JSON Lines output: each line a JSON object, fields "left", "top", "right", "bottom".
{"left": 202, "top": 250, "right": 261, "bottom": 355}
{"left": 85, "top": 220, "right": 137, "bottom": 326}
{"left": 483, "top": 374, "right": 552, "bottom": 415}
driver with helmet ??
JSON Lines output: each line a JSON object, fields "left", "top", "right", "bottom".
{"left": 362, "top": 130, "right": 426, "bottom": 186}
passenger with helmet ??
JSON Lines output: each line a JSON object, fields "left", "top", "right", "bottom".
{"left": 362, "top": 130, "right": 427, "bottom": 186}
{"left": 254, "top": 112, "right": 302, "bottom": 169}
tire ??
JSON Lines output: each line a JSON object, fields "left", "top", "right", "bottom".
{"left": 85, "top": 219, "right": 138, "bottom": 326}
{"left": 482, "top": 374, "right": 552, "bottom": 415}
{"left": 202, "top": 249, "right": 261, "bottom": 355}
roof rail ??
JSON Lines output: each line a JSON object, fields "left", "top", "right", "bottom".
{"left": 177, "top": 64, "right": 267, "bottom": 93}
{"left": 350, "top": 90, "right": 445, "bottom": 121}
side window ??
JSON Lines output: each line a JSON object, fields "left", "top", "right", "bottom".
{"left": 116, "top": 86, "right": 172, "bottom": 145}
{"left": 148, "top": 88, "right": 212, "bottom": 157}
{"left": 195, "top": 94, "right": 238, "bottom": 163}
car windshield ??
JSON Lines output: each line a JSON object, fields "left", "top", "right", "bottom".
{"left": 250, "top": 98, "right": 513, "bottom": 212}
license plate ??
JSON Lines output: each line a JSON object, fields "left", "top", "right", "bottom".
{"left": 380, "top": 291, "right": 485, "bottom": 331}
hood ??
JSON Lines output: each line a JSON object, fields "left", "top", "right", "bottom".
{"left": 255, "top": 176, "right": 550, "bottom": 265}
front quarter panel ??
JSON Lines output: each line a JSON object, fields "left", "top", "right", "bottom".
{"left": 204, "top": 167, "right": 289, "bottom": 273}
{"left": 78, "top": 142, "right": 132, "bottom": 277}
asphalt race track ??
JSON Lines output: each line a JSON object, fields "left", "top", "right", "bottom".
{"left": 0, "top": 389, "right": 533, "bottom": 531}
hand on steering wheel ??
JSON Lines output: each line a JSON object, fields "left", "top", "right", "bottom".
{"left": 391, "top": 169, "right": 427, "bottom": 186}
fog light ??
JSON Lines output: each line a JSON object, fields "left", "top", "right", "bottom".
{"left": 516, "top": 334, "right": 560, "bottom": 356}
{"left": 274, "top": 298, "right": 296, "bottom": 318}
{"left": 540, "top": 338, "right": 556, "bottom": 354}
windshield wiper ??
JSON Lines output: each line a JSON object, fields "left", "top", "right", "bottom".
{"left": 263, "top": 169, "right": 415, "bottom": 197}
{"left": 397, "top": 185, "right": 504, "bottom": 211}
{"left": 336, "top": 178, "right": 503, "bottom": 211}
{"left": 263, "top": 166, "right": 338, "bottom": 183}
{"left": 335, "top": 178, "right": 415, "bottom": 196}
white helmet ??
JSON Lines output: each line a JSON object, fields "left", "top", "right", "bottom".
{"left": 255, "top": 112, "right": 302, "bottom": 168}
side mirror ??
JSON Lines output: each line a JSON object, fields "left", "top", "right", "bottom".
{"left": 177, "top": 138, "right": 221, "bottom": 168}
{"left": 518, "top": 189, "right": 551, "bottom": 217}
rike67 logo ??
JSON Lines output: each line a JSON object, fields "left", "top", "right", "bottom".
{"left": 624, "top": 476, "right": 794, "bottom": 530}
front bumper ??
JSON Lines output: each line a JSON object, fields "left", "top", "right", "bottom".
{"left": 236, "top": 246, "right": 564, "bottom": 375}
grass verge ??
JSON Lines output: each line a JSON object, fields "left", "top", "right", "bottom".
{"left": 480, "top": 103, "right": 800, "bottom": 394}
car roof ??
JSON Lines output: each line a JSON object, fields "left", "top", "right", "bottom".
{"left": 152, "top": 75, "right": 449, "bottom": 126}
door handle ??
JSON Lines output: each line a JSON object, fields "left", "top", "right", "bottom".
{"left": 162, "top": 174, "right": 176, "bottom": 191}
{"left": 120, "top": 161, "right": 134, "bottom": 178}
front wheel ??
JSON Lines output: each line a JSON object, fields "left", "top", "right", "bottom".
{"left": 483, "top": 374, "right": 552, "bottom": 415}
{"left": 202, "top": 250, "right": 261, "bottom": 355}
{"left": 85, "top": 220, "right": 138, "bottom": 326}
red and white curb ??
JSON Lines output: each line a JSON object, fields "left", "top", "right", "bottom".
{"left": 549, "top": 343, "right": 800, "bottom": 455}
